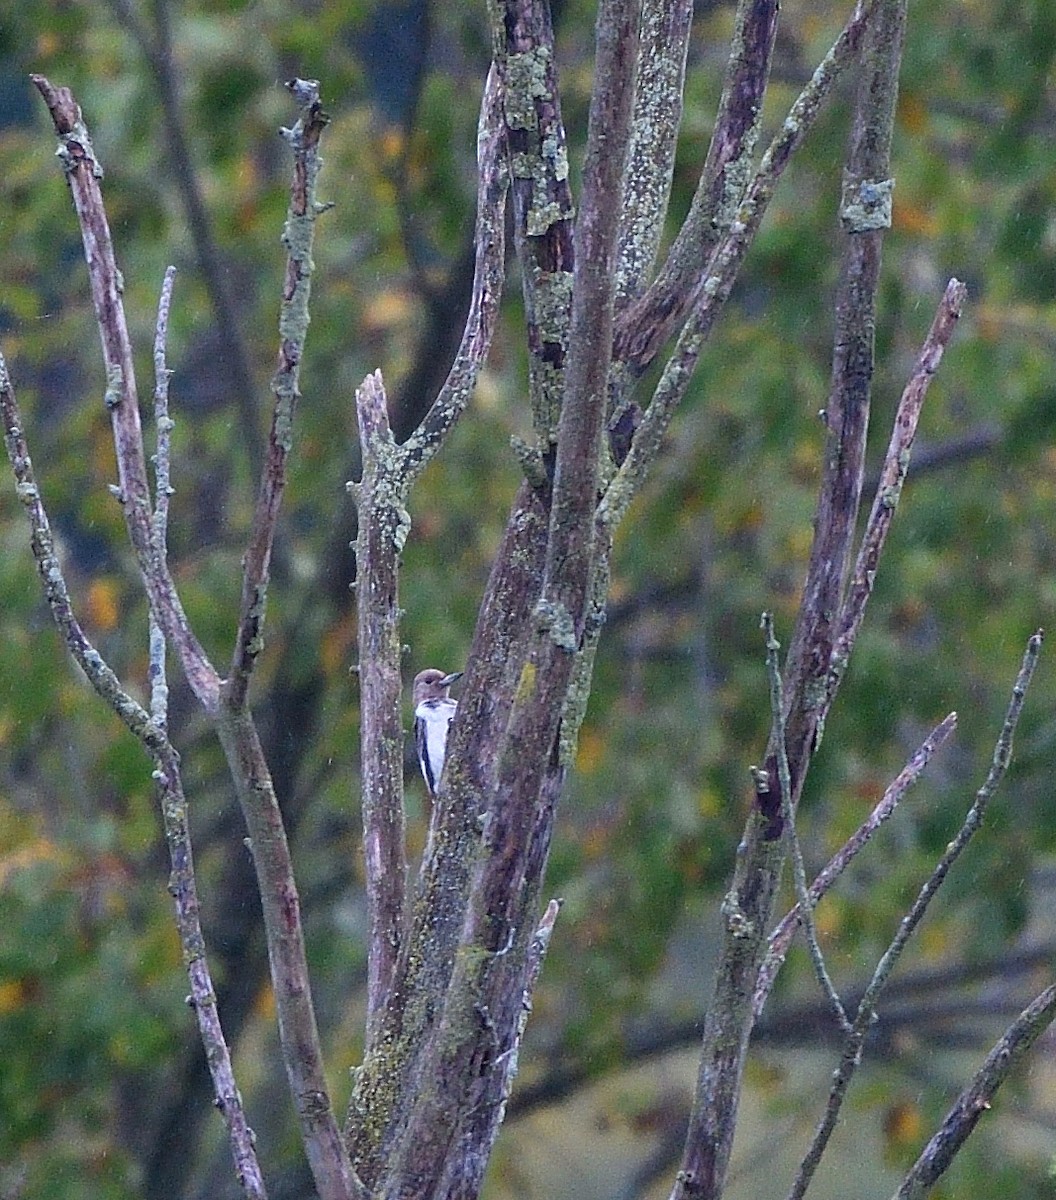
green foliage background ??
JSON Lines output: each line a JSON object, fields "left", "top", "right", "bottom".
{"left": 2, "top": 1, "right": 1056, "bottom": 1197}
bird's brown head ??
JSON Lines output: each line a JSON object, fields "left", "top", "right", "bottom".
{"left": 413, "top": 668, "right": 463, "bottom": 705}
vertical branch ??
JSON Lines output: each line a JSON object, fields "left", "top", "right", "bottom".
{"left": 615, "top": 0, "right": 694, "bottom": 303}
{"left": 348, "top": 371, "right": 410, "bottom": 1048}
{"left": 227, "top": 79, "right": 329, "bottom": 708}
{"left": 29, "top": 75, "right": 220, "bottom": 714}
{"left": 187, "top": 81, "right": 356, "bottom": 1199}
{"left": 342, "top": 67, "right": 511, "bottom": 1179}
{"left": 614, "top": 0, "right": 780, "bottom": 369}
{"left": 667, "top": 7, "right": 916, "bottom": 1198}
{"left": 343, "top": 65, "right": 511, "bottom": 1187}
{"left": 151, "top": 265, "right": 177, "bottom": 564}
{"left": 489, "top": 0, "right": 576, "bottom": 450}
{"left": 780, "top": 0, "right": 909, "bottom": 802}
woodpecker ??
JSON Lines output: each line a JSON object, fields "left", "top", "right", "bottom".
{"left": 413, "top": 668, "right": 463, "bottom": 797}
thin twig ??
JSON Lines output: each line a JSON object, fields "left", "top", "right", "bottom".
{"left": 149, "top": 266, "right": 175, "bottom": 731}
{"left": 754, "top": 711, "right": 958, "bottom": 1020}
{"left": 152, "top": 265, "right": 176, "bottom": 567}
{"left": 762, "top": 613, "right": 850, "bottom": 1031}
{"left": 891, "top": 982, "right": 1056, "bottom": 1200}
{"left": 1, "top": 349, "right": 267, "bottom": 1200}
{"left": 227, "top": 79, "right": 329, "bottom": 707}
{"left": 786, "top": 631, "right": 1043, "bottom": 1200}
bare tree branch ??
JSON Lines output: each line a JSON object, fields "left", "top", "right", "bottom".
{"left": 397, "top": 62, "right": 509, "bottom": 477}
{"left": 348, "top": 370, "right": 409, "bottom": 1047}
{"left": 492, "top": 0, "right": 576, "bottom": 451}
{"left": 891, "top": 982, "right": 1056, "bottom": 1200}
{"left": 828, "top": 277, "right": 969, "bottom": 707}
{"left": 227, "top": 79, "right": 328, "bottom": 708}
{"left": 781, "top": 0, "right": 908, "bottom": 799}
{"left": 0, "top": 349, "right": 266, "bottom": 1200}
{"left": 613, "top": 0, "right": 779, "bottom": 364}
{"left": 615, "top": 0, "right": 695, "bottom": 303}
{"left": 788, "top": 630, "right": 1043, "bottom": 1200}
{"left": 665, "top": 7, "right": 931, "bottom": 1197}
{"left": 30, "top": 74, "right": 221, "bottom": 713}
{"left": 344, "top": 65, "right": 510, "bottom": 1049}
{"left": 599, "top": 0, "right": 881, "bottom": 534}
{"left": 371, "top": 2, "right": 641, "bottom": 1191}
{"left": 762, "top": 613, "right": 850, "bottom": 1032}
{"left": 755, "top": 711, "right": 958, "bottom": 1019}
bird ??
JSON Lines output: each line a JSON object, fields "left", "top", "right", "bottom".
{"left": 413, "top": 668, "right": 463, "bottom": 797}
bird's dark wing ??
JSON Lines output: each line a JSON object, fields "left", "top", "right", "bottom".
{"left": 415, "top": 715, "right": 436, "bottom": 796}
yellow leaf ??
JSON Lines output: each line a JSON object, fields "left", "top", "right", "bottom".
{"left": 87, "top": 577, "right": 121, "bottom": 631}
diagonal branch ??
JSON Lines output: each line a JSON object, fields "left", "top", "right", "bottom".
{"left": 826, "top": 277, "right": 968, "bottom": 710}
{"left": 397, "top": 62, "right": 509, "bottom": 481}
{"left": 754, "top": 711, "right": 958, "bottom": 1019}
{"left": 762, "top": 613, "right": 850, "bottom": 1032}
{"left": 30, "top": 74, "right": 220, "bottom": 713}
{"left": 891, "top": 981, "right": 1056, "bottom": 1200}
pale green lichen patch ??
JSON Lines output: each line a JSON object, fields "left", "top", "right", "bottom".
{"left": 527, "top": 201, "right": 566, "bottom": 236}
{"left": 56, "top": 121, "right": 104, "bottom": 179}
{"left": 840, "top": 175, "right": 894, "bottom": 232}
{"left": 531, "top": 267, "right": 573, "bottom": 343}
{"left": 505, "top": 48, "right": 553, "bottom": 131}
{"left": 535, "top": 599, "right": 576, "bottom": 652}
{"left": 510, "top": 435, "right": 548, "bottom": 487}
{"left": 540, "top": 131, "right": 569, "bottom": 182}
{"left": 104, "top": 363, "right": 123, "bottom": 410}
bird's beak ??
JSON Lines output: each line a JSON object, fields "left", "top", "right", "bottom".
{"left": 440, "top": 671, "right": 464, "bottom": 687}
